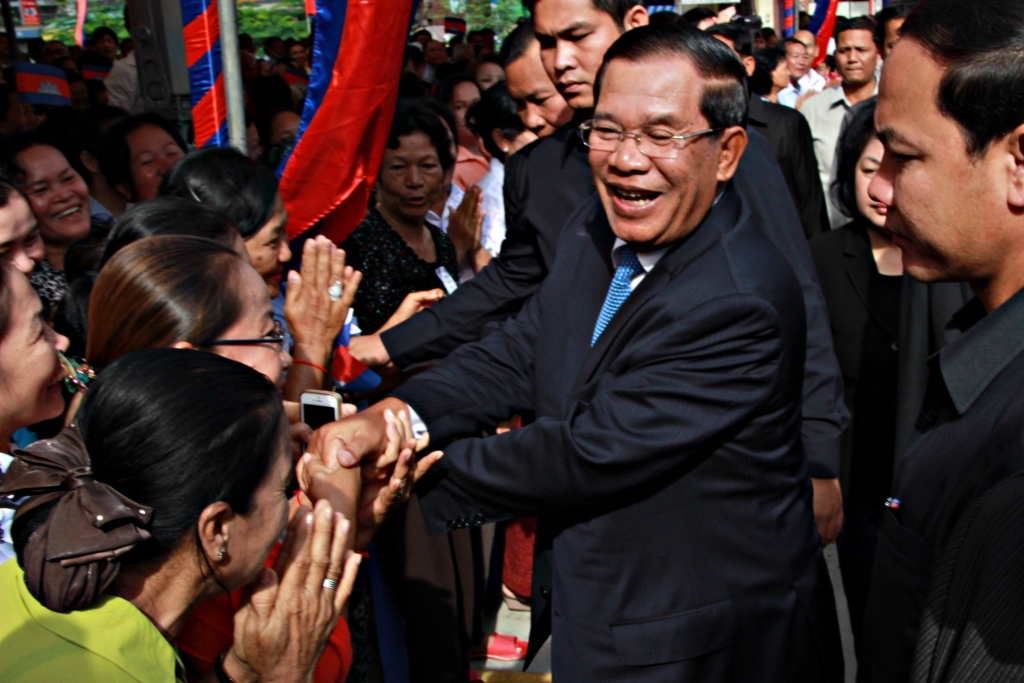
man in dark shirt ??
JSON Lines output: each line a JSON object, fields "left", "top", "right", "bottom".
{"left": 856, "top": 2, "right": 1024, "bottom": 681}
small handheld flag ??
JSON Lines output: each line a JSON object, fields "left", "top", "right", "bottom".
{"left": 444, "top": 17, "right": 466, "bottom": 35}
{"left": 331, "top": 312, "right": 382, "bottom": 394}
{"left": 14, "top": 63, "right": 71, "bottom": 107}
{"left": 80, "top": 64, "right": 111, "bottom": 80}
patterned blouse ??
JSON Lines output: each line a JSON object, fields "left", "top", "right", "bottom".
{"left": 342, "top": 207, "right": 460, "bottom": 334}
{"left": 30, "top": 261, "right": 68, "bottom": 316}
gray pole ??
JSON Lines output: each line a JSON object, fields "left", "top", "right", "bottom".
{"left": 216, "top": 0, "right": 247, "bottom": 154}
{"left": 0, "top": 0, "right": 18, "bottom": 60}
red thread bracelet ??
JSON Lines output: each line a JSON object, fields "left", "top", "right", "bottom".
{"left": 292, "top": 359, "right": 328, "bottom": 374}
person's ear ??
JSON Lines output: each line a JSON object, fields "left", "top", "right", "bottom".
{"left": 743, "top": 56, "right": 755, "bottom": 77}
{"left": 491, "top": 129, "right": 512, "bottom": 155}
{"left": 171, "top": 341, "right": 196, "bottom": 350}
{"left": 715, "top": 126, "right": 748, "bottom": 183}
{"left": 622, "top": 4, "right": 649, "bottom": 31}
{"left": 197, "top": 501, "right": 237, "bottom": 567}
{"left": 1005, "top": 123, "right": 1024, "bottom": 211}
{"left": 80, "top": 150, "right": 100, "bottom": 175}
{"left": 113, "top": 182, "right": 133, "bottom": 202}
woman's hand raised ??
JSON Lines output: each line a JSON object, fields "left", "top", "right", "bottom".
{"left": 224, "top": 499, "right": 361, "bottom": 683}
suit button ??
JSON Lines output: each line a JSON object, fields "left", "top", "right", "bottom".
{"left": 473, "top": 513, "right": 485, "bottom": 525}
{"left": 540, "top": 588, "right": 550, "bottom": 600}
{"left": 447, "top": 520, "right": 456, "bottom": 531}
{"left": 923, "top": 408, "right": 939, "bottom": 424}
{"left": 891, "top": 341, "right": 899, "bottom": 351}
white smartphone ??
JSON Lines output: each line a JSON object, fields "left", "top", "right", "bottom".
{"left": 300, "top": 390, "right": 341, "bottom": 430}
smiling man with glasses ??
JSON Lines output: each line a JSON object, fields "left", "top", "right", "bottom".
{"left": 309, "top": 25, "right": 843, "bottom": 682}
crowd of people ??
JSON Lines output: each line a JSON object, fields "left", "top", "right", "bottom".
{"left": 2, "top": 0, "right": 1024, "bottom": 681}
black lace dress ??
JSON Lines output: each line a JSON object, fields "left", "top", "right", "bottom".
{"left": 342, "top": 207, "right": 460, "bottom": 334}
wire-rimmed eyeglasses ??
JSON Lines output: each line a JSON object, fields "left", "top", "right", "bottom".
{"left": 578, "top": 119, "right": 721, "bottom": 159}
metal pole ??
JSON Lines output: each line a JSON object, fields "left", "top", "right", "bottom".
{"left": 0, "top": 0, "right": 18, "bottom": 61}
{"left": 217, "top": 0, "right": 247, "bottom": 154}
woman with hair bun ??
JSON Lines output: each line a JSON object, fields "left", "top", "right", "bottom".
{"left": 0, "top": 349, "right": 362, "bottom": 682}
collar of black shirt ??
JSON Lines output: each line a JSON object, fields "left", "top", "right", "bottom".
{"left": 939, "top": 287, "right": 1024, "bottom": 415}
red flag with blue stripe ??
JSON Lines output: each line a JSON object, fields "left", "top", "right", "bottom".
{"left": 180, "top": 0, "right": 229, "bottom": 148}
{"left": 15, "top": 63, "right": 71, "bottom": 107}
{"left": 808, "top": 0, "right": 839, "bottom": 67}
{"left": 278, "top": 0, "right": 418, "bottom": 244}
{"left": 331, "top": 311, "right": 381, "bottom": 393}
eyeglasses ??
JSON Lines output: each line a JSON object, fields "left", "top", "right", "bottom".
{"left": 578, "top": 119, "right": 721, "bottom": 160}
{"left": 204, "top": 319, "right": 285, "bottom": 351}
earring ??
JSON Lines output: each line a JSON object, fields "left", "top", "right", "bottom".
{"left": 218, "top": 548, "right": 226, "bottom": 561}
{"left": 502, "top": 147, "right": 509, "bottom": 153}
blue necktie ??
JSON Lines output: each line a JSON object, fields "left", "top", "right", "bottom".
{"left": 591, "top": 246, "right": 643, "bottom": 346}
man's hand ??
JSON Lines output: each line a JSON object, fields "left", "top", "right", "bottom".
{"left": 305, "top": 403, "right": 441, "bottom": 548}
{"left": 349, "top": 334, "right": 391, "bottom": 367}
{"left": 811, "top": 477, "right": 844, "bottom": 546}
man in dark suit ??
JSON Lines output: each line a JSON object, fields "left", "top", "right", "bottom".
{"left": 708, "top": 23, "right": 830, "bottom": 238}
{"left": 352, "top": 0, "right": 848, "bottom": 553}
{"left": 855, "top": 1, "right": 1024, "bottom": 680}
{"left": 312, "top": 26, "right": 842, "bottom": 682}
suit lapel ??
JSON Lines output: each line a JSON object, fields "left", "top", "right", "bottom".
{"left": 573, "top": 185, "right": 742, "bottom": 389}
{"left": 844, "top": 225, "right": 900, "bottom": 338}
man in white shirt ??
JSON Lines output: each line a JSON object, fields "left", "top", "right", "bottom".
{"left": 778, "top": 37, "right": 826, "bottom": 108}
{"left": 801, "top": 17, "right": 880, "bottom": 226}
{"left": 105, "top": 49, "right": 144, "bottom": 114}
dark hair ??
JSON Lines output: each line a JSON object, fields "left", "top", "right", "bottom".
{"left": 0, "top": 83, "right": 12, "bottom": 122}
{"left": 762, "top": 27, "right": 777, "bottom": 38}
{"left": 159, "top": 147, "right": 278, "bottom": 239}
{"left": 706, "top": 22, "right": 753, "bottom": 58}
{"left": 55, "top": 105, "right": 127, "bottom": 185}
{"left": 97, "top": 114, "right": 186, "bottom": 201}
{"left": 596, "top": 24, "right": 748, "bottom": 130}
{"left": 681, "top": 7, "right": 716, "bottom": 27}
{"left": 89, "top": 26, "right": 118, "bottom": 45}
{"left": 523, "top": 0, "right": 643, "bottom": 29}
{"left": 101, "top": 197, "right": 240, "bottom": 267}
{"left": 389, "top": 99, "right": 456, "bottom": 170}
{"left": 398, "top": 71, "right": 429, "bottom": 98}
{"left": 418, "top": 98, "right": 459, "bottom": 154}
{"left": 831, "top": 97, "right": 878, "bottom": 220}
{"left": 783, "top": 37, "right": 805, "bottom": 51}
{"left": 900, "top": 0, "right": 1024, "bottom": 158}
{"left": 500, "top": 19, "right": 536, "bottom": 66}
{"left": 0, "top": 171, "right": 25, "bottom": 211}
{"left": 14, "top": 348, "right": 286, "bottom": 567}
{"left": 750, "top": 47, "right": 787, "bottom": 96}
{"left": 405, "top": 44, "right": 425, "bottom": 69}
{"left": 466, "top": 81, "right": 525, "bottom": 160}
{"left": 437, "top": 72, "right": 480, "bottom": 109}
{"left": 412, "top": 29, "right": 432, "bottom": 40}
{"left": 874, "top": 1, "right": 912, "bottom": 46}
{"left": 86, "top": 236, "right": 246, "bottom": 369}
{"left": 648, "top": 11, "right": 682, "bottom": 27}
{"left": 835, "top": 16, "right": 878, "bottom": 45}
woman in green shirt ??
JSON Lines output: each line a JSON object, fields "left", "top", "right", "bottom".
{"left": 0, "top": 349, "right": 359, "bottom": 683}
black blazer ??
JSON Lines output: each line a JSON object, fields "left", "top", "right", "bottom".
{"left": 810, "top": 226, "right": 971, "bottom": 491}
{"left": 383, "top": 121, "right": 848, "bottom": 478}
{"left": 396, "top": 187, "right": 844, "bottom": 683}
{"left": 748, "top": 96, "right": 830, "bottom": 239}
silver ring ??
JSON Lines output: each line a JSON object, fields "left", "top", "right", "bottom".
{"left": 323, "top": 578, "right": 338, "bottom": 590}
{"left": 328, "top": 281, "right": 343, "bottom": 302}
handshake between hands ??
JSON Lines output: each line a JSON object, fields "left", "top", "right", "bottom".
{"left": 215, "top": 399, "right": 441, "bottom": 683}
{"left": 298, "top": 396, "right": 443, "bottom": 550}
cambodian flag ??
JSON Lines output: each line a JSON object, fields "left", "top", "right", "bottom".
{"left": 808, "top": 0, "right": 839, "bottom": 67}
{"left": 332, "top": 311, "right": 381, "bottom": 394}
{"left": 278, "top": 0, "right": 418, "bottom": 244}
{"left": 14, "top": 63, "right": 71, "bottom": 107}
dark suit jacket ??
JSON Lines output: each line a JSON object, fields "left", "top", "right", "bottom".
{"left": 383, "top": 119, "right": 848, "bottom": 478}
{"left": 810, "top": 225, "right": 971, "bottom": 492}
{"left": 748, "top": 96, "right": 830, "bottom": 239}
{"left": 395, "top": 186, "right": 843, "bottom": 683}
